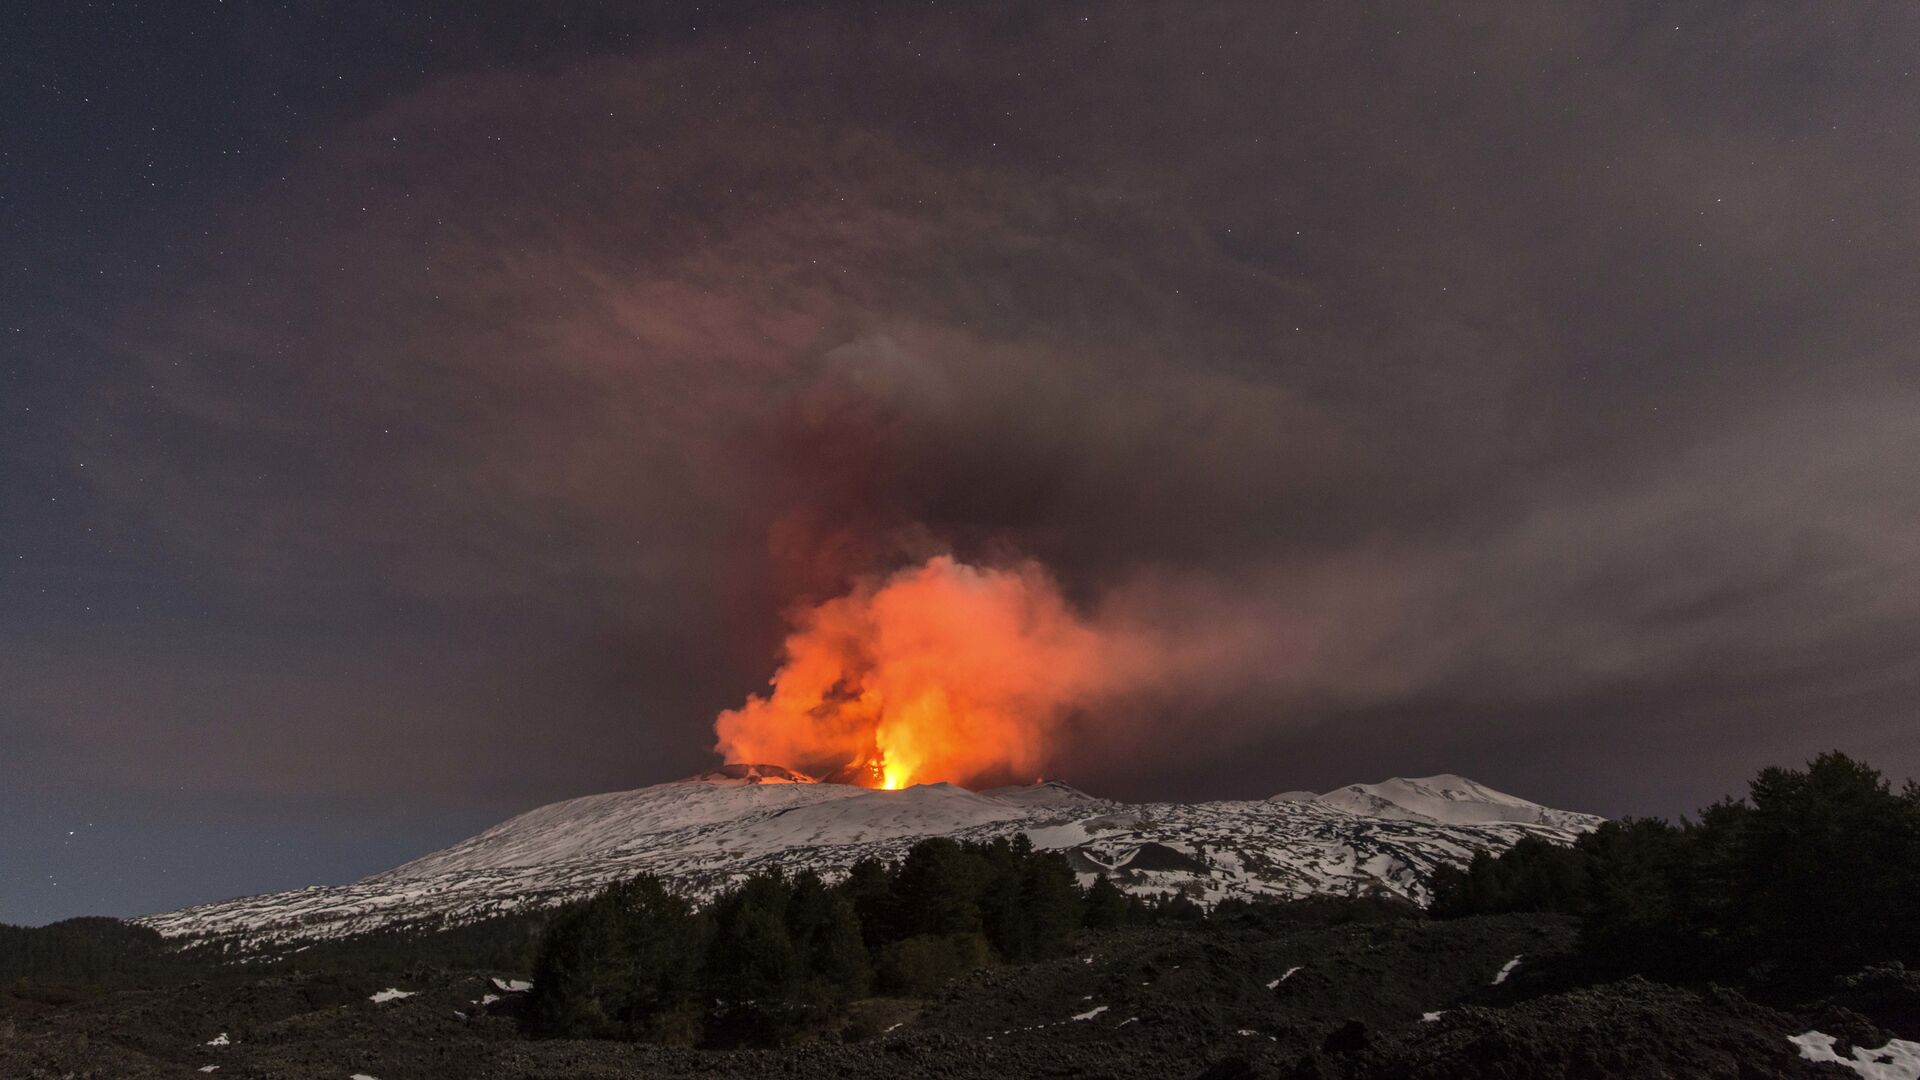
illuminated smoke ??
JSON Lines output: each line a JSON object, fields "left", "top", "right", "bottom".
{"left": 713, "top": 555, "right": 1132, "bottom": 788}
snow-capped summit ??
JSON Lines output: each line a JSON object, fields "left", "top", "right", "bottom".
{"left": 1314, "top": 774, "right": 1605, "bottom": 831}
{"left": 138, "top": 767, "right": 1603, "bottom": 950}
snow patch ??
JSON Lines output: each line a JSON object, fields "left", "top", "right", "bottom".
{"left": 489, "top": 977, "right": 532, "bottom": 992}
{"left": 1788, "top": 1031, "right": 1920, "bottom": 1080}
{"left": 1267, "top": 965, "right": 1303, "bottom": 988}
{"left": 1071, "top": 1004, "right": 1110, "bottom": 1021}
{"left": 1492, "top": 955, "right": 1521, "bottom": 985}
{"left": 1422, "top": 1011, "right": 1445, "bottom": 1022}
{"left": 369, "top": 987, "right": 415, "bottom": 1003}
{"left": 1024, "top": 821, "right": 1095, "bottom": 849}
{"left": 205, "top": 1033, "right": 230, "bottom": 1046}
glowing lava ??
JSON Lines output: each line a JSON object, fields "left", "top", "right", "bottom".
{"left": 714, "top": 555, "right": 1126, "bottom": 789}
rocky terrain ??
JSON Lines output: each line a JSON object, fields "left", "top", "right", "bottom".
{"left": 138, "top": 767, "right": 1602, "bottom": 950}
{"left": 5, "top": 908, "right": 1909, "bottom": 1079}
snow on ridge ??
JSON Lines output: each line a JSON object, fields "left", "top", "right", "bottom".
{"left": 1312, "top": 774, "right": 1603, "bottom": 830}
{"left": 369, "top": 776, "right": 866, "bottom": 882}
{"left": 714, "top": 782, "right": 1029, "bottom": 849}
{"left": 981, "top": 779, "right": 1097, "bottom": 806}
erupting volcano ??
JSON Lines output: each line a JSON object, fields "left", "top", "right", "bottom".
{"left": 714, "top": 556, "right": 1134, "bottom": 789}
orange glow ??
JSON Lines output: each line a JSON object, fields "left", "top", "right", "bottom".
{"left": 714, "top": 556, "right": 1122, "bottom": 789}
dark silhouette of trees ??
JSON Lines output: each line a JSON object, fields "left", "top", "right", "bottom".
{"left": 1428, "top": 837, "right": 1588, "bottom": 918}
{"left": 783, "top": 871, "right": 870, "bottom": 1003}
{"left": 0, "top": 918, "right": 190, "bottom": 996}
{"left": 1083, "top": 875, "right": 1129, "bottom": 929}
{"left": 1016, "top": 839, "right": 1083, "bottom": 959}
{"left": 1430, "top": 752, "right": 1920, "bottom": 986}
{"left": 705, "top": 872, "right": 798, "bottom": 1002}
{"left": 528, "top": 836, "right": 1100, "bottom": 1043}
{"left": 528, "top": 875, "right": 705, "bottom": 1041}
{"left": 891, "top": 838, "right": 986, "bottom": 939}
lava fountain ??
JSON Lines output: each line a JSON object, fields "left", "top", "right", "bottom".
{"left": 714, "top": 555, "right": 1129, "bottom": 789}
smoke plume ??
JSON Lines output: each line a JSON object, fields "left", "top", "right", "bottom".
{"left": 44, "top": 3, "right": 1920, "bottom": 817}
{"left": 714, "top": 556, "right": 1145, "bottom": 788}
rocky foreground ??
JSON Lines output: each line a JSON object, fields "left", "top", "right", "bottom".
{"left": 6, "top": 908, "right": 1912, "bottom": 1079}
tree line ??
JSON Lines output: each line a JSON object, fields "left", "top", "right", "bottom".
{"left": 1429, "top": 751, "right": 1920, "bottom": 989}
{"left": 527, "top": 833, "right": 1195, "bottom": 1045}
{"left": 0, "top": 917, "right": 189, "bottom": 1000}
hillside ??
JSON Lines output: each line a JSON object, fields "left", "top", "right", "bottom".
{"left": 137, "top": 769, "right": 1600, "bottom": 950}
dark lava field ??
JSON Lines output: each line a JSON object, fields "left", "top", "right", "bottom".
{"left": 5, "top": 909, "right": 1905, "bottom": 1079}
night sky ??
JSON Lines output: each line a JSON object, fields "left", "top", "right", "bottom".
{"left": 5, "top": 2, "right": 1918, "bottom": 926}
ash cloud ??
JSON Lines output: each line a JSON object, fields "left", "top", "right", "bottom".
{"left": 62, "top": 2, "right": 1920, "bottom": 817}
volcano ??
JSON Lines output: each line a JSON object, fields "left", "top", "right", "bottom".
{"left": 138, "top": 767, "right": 1601, "bottom": 950}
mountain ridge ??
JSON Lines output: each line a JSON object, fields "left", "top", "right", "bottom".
{"left": 136, "top": 766, "right": 1603, "bottom": 950}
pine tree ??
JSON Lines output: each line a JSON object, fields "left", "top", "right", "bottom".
{"left": 974, "top": 837, "right": 1029, "bottom": 959}
{"left": 528, "top": 874, "right": 702, "bottom": 1038}
{"left": 809, "top": 894, "right": 872, "bottom": 1000}
{"left": 840, "top": 858, "right": 897, "bottom": 948}
{"left": 707, "top": 873, "right": 798, "bottom": 1002}
{"left": 893, "top": 838, "right": 986, "bottom": 938}
{"left": 1084, "top": 874, "right": 1128, "bottom": 930}
{"left": 1019, "top": 850, "right": 1082, "bottom": 958}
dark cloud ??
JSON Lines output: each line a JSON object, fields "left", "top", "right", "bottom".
{"left": 17, "top": 3, "right": 1920, "bottom": 917}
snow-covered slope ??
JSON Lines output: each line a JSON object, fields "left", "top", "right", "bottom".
{"left": 373, "top": 770, "right": 858, "bottom": 881}
{"left": 137, "top": 767, "right": 1603, "bottom": 950}
{"left": 1313, "top": 774, "right": 1604, "bottom": 831}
